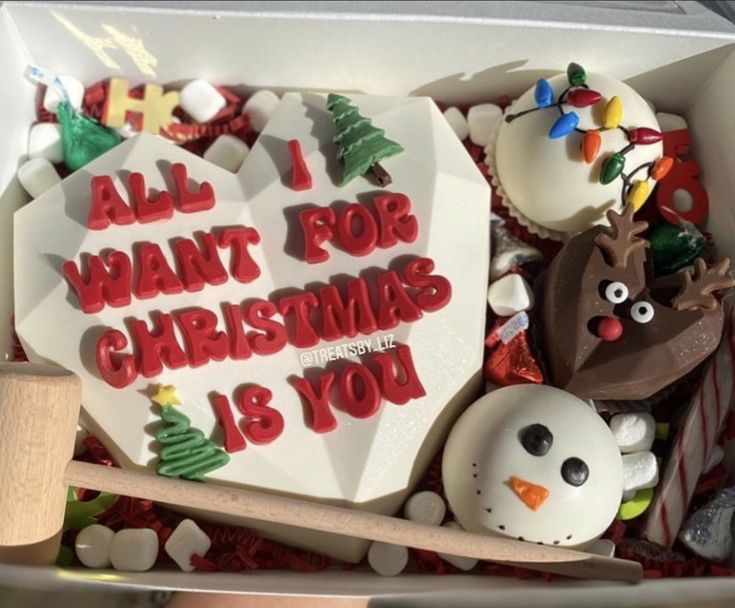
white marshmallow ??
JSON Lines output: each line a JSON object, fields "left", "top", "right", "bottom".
{"left": 242, "top": 90, "right": 280, "bottom": 133}
{"left": 43, "top": 75, "right": 85, "bottom": 113}
{"left": 622, "top": 451, "right": 659, "bottom": 493}
{"left": 587, "top": 538, "right": 616, "bottom": 558}
{"left": 28, "top": 123, "right": 64, "bottom": 164}
{"left": 610, "top": 412, "right": 656, "bottom": 453}
{"left": 180, "top": 79, "right": 226, "bottom": 123}
{"left": 75, "top": 524, "right": 115, "bottom": 568}
{"left": 367, "top": 541, "right": 409, "bottom": 577}
{"left": 704, "top": 444, "right": 724, "bottom": 475}
{"left": 403, "top": 491, "right": 446, "bottom": 526}
{"left": 109, "top": 528, "right": 159, "bottom": 571}
{"left": 17, "top": 158, "right": 61, "bottom": 199}
{"left": 487, "top": 273, "right": 534, "bottom": 316}
{"left": 442, "top": 107, "right": 469, "bottom": 141}
{"left": 164, "top": 519, "right": 211, "bottom": 572}
{"left": 203, "top": 135, "right": 250, "bottom": 173}
{"left": 656, "top": 112, "right": 687, "bottom": 133}
{"left": 622, "top": 488, "right": 637, "bottom": 502}
{"left": 467, "top": 103, "right": 502, "bottom": 147}
{"left": 437, "top": 521, "right": 478, "bottom": 571}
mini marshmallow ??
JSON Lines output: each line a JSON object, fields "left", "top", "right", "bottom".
{"left": 28, "top": 123, "right": 64, "bottom": 164}
{"left": 164, "top": 519, "right": 211, "bottom": 572}
{"left": 437, "top": 521, "right": 478, "bottom": 571}
{"left": 622, "top": 451, "right": 659, "bottom": 493}
{"left": 17, "top": 158, "right": 61, "bottom": 199}
{"left": 622, "top": 488, "right": 637, "bottom": 503}
{"left": 403, "top": 491, "right": 446, "bottom": 526}
{"left": 487, "top": 273, "right": 534, "bottom": 316}
{"left": 242, "top": 90, "right": 280, "bottom": 133}
{"left": 110, "top": 528, "right": 159, "bottom": 572}
{"left": 610, "top": 412, "right": 656, "bottom": 453}
{"left": 43, "top": 75, "right": 85, "bottom": 113}
{"left": 467, "top": 103, "right": 502, "bottom": 147}
{"left": 587, "top": 538, "right": 616, "bottom": 558}
{"left": 367, "top": 541, "right": 409, "bottom": 577}
{"left": 656, "top": 112, "right": 687, "bottom": 133}
{"left": 443, "top": 107, "right": 469, "bottom": 141}
{"left": 704, "top": 444, "right": 724, "bottom": 475}
{"left": 203, "top": 135, "right": 250, "bottom": 173}
{"left": 180, "top": 79, "right": 226, "bottom": 123}
{"left": 75, "top": 524, "right": 115, "bottom": 568}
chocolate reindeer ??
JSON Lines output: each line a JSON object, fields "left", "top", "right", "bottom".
{"left": 542, "top": 204, "right": 734, "bottom": 400}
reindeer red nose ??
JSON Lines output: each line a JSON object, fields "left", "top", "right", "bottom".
{"left": 598, "top": 317, "right": 623, "bottom": 341}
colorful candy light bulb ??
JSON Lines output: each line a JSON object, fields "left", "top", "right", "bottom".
{"left": 629, "top": 127, "right": 663, "bottom": 145}
{"left": 567, "top": 62, "right": 587, "bottom": 87}
{"left": 603, "top": 96, "right": 623, "bottom": 129}
{"left": 548, "top": 112, "right": 580, "bottom": 139}
{"left": 582, "top": 130, "right": 602, "bottom": 164}
{"left": 626, "top": 180, "right": 651, "bottom": 211}
{"left": 566, "top": 89, "right": 602, "bottom": 108}
{"left": 600, "top": 153, "right": 625, "bottom": 185}
{"left": 651, "top": 156, "right": 674, "bottom": 181}
{"left": 534, "top": 79, "right": 554, "bottom": 108}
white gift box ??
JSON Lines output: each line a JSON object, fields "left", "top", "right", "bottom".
{"left": 1, "top": 0, "right": 735, "bottom": 603}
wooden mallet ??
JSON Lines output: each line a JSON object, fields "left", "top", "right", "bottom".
{"left": 0, "top": 363, "right": 642, "bottom": 582}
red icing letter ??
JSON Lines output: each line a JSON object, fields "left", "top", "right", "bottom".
{"left": 292, "top": 373, "right": 337, "bottom": 433}
{"left": 245, "top": 300, "right": 288, "bottom": 355}
{"left": 132, "top": 313, "right": 188, "bottom": 377}
{"left": 373, "top": 344, "right": 426, "bottom": 405}
{"left": 337, "top": 203, "right": 378, "bottom": 256}
{"left": 319, "top": 279, "right": 378, "bottom": 341}
{"left": 173, "top": 232, "right": 228, "bottom": 291}
{"left": 129, "top": 172, "right": 174, "bottom": 224}
{"left": 63, "top": 251, "right": 132, "bottom": 314}
{"left": 176, "top": 308, "right": 229, "bottom": 367}
{"left": 88, "top": 175, "right": 136, "bottom": 230}
{"left": 374, "top": 193, "right": 418, "bottom": 248}
{"left": 218, "top": 227, "right": 261, "bottom": 283}
{"left": 403, "top": 257, "right": 452, "bottom": 312}
{"left": 237, "top": 385, "right": 284, "bottom": 444}
{"left": 278, "top": 292, "right": 320, "bottom": 348}
{"left": 339, "top": 364, "right": 381, "bottom": 419}
{"left": 171, "top": 163, "right": 215, "bottom": 213}
{"left": 375, "top": 270, "right": 422, "bottom": 330}
{"left": 95, "top": 329, "right": 138, "bottom": 389}
{"left": 288, "top": 140, "right": 312, "bottom": 191}
{"left": 224, "top": 304, "right": 252, "bottom": 360}
{"left": 211, "top": 393, "right": 246, "bottom": 453}
{"left": 299, "top": 207, "right": 336, "bottom": 264}
{"left": 134, "top": 243, "right": 184, "bottom": 299}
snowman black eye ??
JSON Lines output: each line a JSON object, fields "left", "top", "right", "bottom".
{"left": 519, "top": 424, "right": 553, "bottom": 456}
{"left": 561, "top": 457, "right": 589, "bottom": 486}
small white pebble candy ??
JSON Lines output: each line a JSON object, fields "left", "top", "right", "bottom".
{"left": 656, "top": 112, "right": 687, "bottom": 132}
{"left": 622, "top": 451, "right": 659, "bottom": 493}
{"left": 164, "top": 519, "right": 211, "bottom": 572}
{"left": 587, "top": 539, "right": 616, "bottom": 558}
{"left": 704, "top": 444, "right": 724, "bottom": 475}
{"left": 442, "top": 107, "right": 469, "bottom": 141}
{"left": 403, "top": 491, "right": 446, "bottom": 526}
{"left": 43, "top": 75, "right": 85, "bottom": 113}
{"left": 28, "top": 123, "right": 63, "bottom": 164}
{"left": 75, "top": 524, "right": 115, "bottom": 568}
{"left": 180, "top": 79, "right": 226, "bottom": 123}
{"left": 467, "top": 103, "right": 502, "bottom": 146}
{"left": 487, "top": 274, "right": 534, "bottom": 316}
{"left": 110, "top": 528, "right": 159, "bottom": 571}
{"left": 367, "top": 541, "right": 409, "bottom": 577}
{"left": 437, "top": 521, "right": 478, "bottom": 571}
{"left": 203, "top": 135, "right": 250, "bottom": 173}
{"left": 242, "top": 90, "right": 280, "bottom": 133}
{"left": 610, "top": 412, "right": 656, "bottom": 453}
{"left": 17, "top": 158, "right": 60, "bottom": 199}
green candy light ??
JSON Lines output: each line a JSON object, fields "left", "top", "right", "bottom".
{"left": 567, "top": 62, "right": 587, "bottom": 87}
{"left": 600, "top": 153, "right": 625, "bottom": 185}
{"left": 58, "top": 101, "right": 121, "bottom": 172}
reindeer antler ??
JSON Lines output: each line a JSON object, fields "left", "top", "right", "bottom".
{"left": 672, "top": 258, "right": 735, "bottom": 311}
{"left": 594, "top": 203, "right": 649, "bottom": 269}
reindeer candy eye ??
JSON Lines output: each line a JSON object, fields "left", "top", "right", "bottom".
{"left": 631, "top": 301, "right": 655, "bottom": 324}
{"left": 604, "top": 281, "right": 629, "bottom": 304}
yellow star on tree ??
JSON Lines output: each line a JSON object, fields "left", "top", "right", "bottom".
{"left": 151, "top": 385, "right": 181, "bottom": 407}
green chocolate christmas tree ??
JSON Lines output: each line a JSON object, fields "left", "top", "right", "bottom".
{"left": 57, "top": 101, "right": 121, "bottom": 172}
{"left": 327, "top": 93, "right": 403, "bottom": 187}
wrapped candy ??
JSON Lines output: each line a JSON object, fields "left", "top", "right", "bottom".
{"left": 490, "top": 214, "right": 543, "bottom": 281}
{"left": 679, "top": 486, "right": 735, "bottom": 561}
{"left": 484, "top": 313, "right": 543, "bottom": 386}
{"left": 57, "top": 101, "right": 121, "bottom": 171}
{"left": 650, "top": 221, "right": 706, "bottom": 275}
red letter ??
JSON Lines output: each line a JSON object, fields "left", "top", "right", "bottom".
{"left": 88, "top": 175, "right": 136, "bottom": 230}
{"left": 95, "top": 329, "right": 138, "bottom": 389}
{"left": 374, "top": 193, "right": 418, "bottom": 248}
{"left": 375, "top": 270, "right": 422, "bottom": 330}
{"left": 237, "top": 385, "right": 284, "bottom": 444}
{"left": 337, "top": 203, "right": 378, "bottom": 256}
{"left": 288, "top": 140, "right": 312, "bottom": 191}
{"left": 176, "top": 308, "right": 229, "bottom": 368}
{"left": 292, "top": 373, "right": 337, "bottom": 433}
{"left": 245, "top": 300, "right": 288, "bottom": 355}
{"left": 63, "top": 251, "right": 132, "bottom": 314}
{"left": 373, "top": 344, "right": 426, "bottom": 405}
{"left": 171, "top": 163, "right": 215, "bottom": 213}
{"left": 129, "top": 172, "right": 174, "bottom": 223}
{"left": 403, "top": 257, "right": 452, "bottom": 312}
{"left": 218, "top": 227, "right": 261, "bottom": 283}
{"left": 339, "top": 364, "right": 381, "bottom": 419}
{"left": 223, "top": 304, "right": 252, "bottom": 360}
{"left": 211, "top": 393, "right": 246, "bottom": 453}
{"left": 132, "top": 313, "right": 188, "bottom": 377}
{"left": 319, "top": 279, "right": 377, "bottom": 341}
{"left": 134, "top": 243, "right": 184, "bottom": 299}
{"left": 278, "top": 292, "right": 320, "bottom": 348}
{"left": 173, "top": 232, "right": 228, "bottom": 291}
{"left": 299, "top": 207, "right": 336, "bottom": 264}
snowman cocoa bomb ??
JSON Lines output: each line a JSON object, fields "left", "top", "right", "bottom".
{"left": 493, "top": 63, "right": 665, "bottom": 238}
{"left": 443, "top": 385, "right": 623, "bottom": 548}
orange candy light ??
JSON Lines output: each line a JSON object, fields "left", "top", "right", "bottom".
{"left": 651, "top": 156, "right": 674, "bottom": 181}
{"left": 582, "top": 130, "right": 601, "bottom": 164}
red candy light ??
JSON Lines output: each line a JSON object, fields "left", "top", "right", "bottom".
{"left": 598, "top": 317, "right": 623, "bottom": 342}
{"left": 565, "top": 89, "right": 602, "bottom": 108}
{"left": 629, "top": 127, "right": 663, "bottom": 145}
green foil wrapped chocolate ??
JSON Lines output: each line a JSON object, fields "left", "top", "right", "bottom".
{"left": 650, "top": 222, "right": 706, "bottom": 275}
{"left": 57, "top": 101, "right": 121, "bottom": 171}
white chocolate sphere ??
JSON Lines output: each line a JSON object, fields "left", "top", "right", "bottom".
{"left": 442, "top": 385, "right": 623, "bottom": 548}
{"left": 495, "top": 72, "right": 663, "bottom": 236}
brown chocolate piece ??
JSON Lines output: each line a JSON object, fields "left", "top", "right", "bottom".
{"left": 542, "top": 204, "right": 734, "bottom": 400}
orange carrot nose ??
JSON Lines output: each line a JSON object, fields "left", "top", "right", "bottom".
{"left": 510, "top": 476, "right": 550, "bottom": 511}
